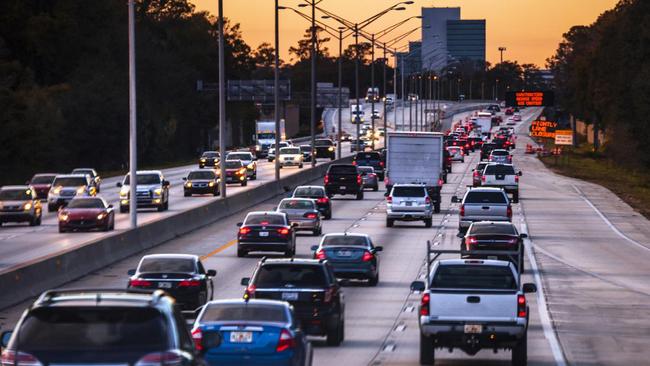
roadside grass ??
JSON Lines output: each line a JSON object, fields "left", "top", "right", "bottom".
{"left": 539, "top": 144, "right": 650, "bottom": 219}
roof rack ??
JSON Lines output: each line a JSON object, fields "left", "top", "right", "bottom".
{"left": 37, "top": 288, "right": 163, "bottom": 305}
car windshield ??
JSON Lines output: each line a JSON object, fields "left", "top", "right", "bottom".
{"left": 355, "top": 153, "right": 380, "bottom": 161}
{"left": 138, "top": 258, "right": 195, "bottom": 273}
{"left": 200, "top": 304, "right": 288, "bottom": 323}
{"left": 432, "top": 265, "right": 517, "bottom": 290}
{"left": 392, "top": 186, "right": 426, "bottom": 197}
{"left": 30, "top": 175, "right": 56, "bottom": 184}
{"left": 491, "top": 150, "right": 509, "bottom": 156}
{"left": 257, "top": 133, "right": 275, "bottom": 140}
{"left": 270, "top": 143, "right": 288, "bottom": 149}
{"left": 53, "top": 177, "right": 87, "bottom": 187}
{"left": 321, "top": 235, "right": 368, "bottom": 247}
{"left": 484, "top": 165, "right": 515, "bottom": 175}
{"left": 202, "top": 152, "right": 219, "bottom": 158}
{"left": 482, "top": 144, "right": 496, "bottom": 150}
{"left": 124, "top": 174, "right": 160, "bottom": 185}
{"left": 300, "top": 146, "right": 312, "bottom": 152}
{"left": 280, "top": 148, "right": 300, "bottom": 155}
{"left": 225, "top": 161, "right": 242, "bottom": 169}
{"left": 358, "top": 167, "right": 374, "bottom": 174}
{"left": 72, "top": 169, "right": 94, "bottom": 176}
{"left": 279, "top": 200, "right": 314, "bottom": 210}
{"left": 188, "top": 171, "right": 216, "bottom": 180}
{"left": 67, "top": 199, "right": 105, "bottom": 209}
{"left": 465, "top": 191, "right": 508, "bottom": 204}
{"left": 470, "top": 223, "right": 517, "bottom": 235}
{"left": 227, "top": 153, "right": 252, "bottom": 160}
{"left": 293, "top": 187, "right": 324, "bottom": 197}
{"left": 254, "top": 264, "right": 327, "bottom": 288}
{"left": 476, "top": 163, "right": 488, "bottom": 171}
{"left": 315, "top": 140, "right": 333, "bottom": 146}
{"left": 0, "top": 189, "right": 31, "bottom": 200}
{"left": 328, "top": 165, "right": 357, "bottom": 174}
{"left": 17, "top": 307, "right": 167, "bottom": 353}
{"left": 245, "top": 214, "right": 286, "bottom": 225}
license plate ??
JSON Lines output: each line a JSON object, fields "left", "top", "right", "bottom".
{"left": 158, "top": 282, "right": 172, "bottom": 289}
{"left": 406, "top": 202, "right": 412, "bottom": 206}
{"left": 464, "top": 324, "right": 483, "bottom": 334}
{"left": 259, "top": 231, "right": 269, "bottom": 237}
{"left": 282, "top": 292, "right": 298, "bottom": 301}
{"left": 337, "top": 250, "right": 352, "bottom": 257}
{"left": 339, "top": 186, "right": 346, "bottom": 190}
{"left": 230, "top": 331, "right": 253, "bottom": 343}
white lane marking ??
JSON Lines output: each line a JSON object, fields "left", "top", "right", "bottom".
{"left": 521, "top": 221, "right": 568, "bottom": 366}
{"left": 572, "top": 184, "right": 650, "bottom": 252}
{"left": 382, "top": 344, "right": 396, "bottom": 352}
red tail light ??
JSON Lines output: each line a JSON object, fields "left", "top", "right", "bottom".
{"left": 191, "top": 328, "right": 203, "bottom": 351}
{"left": 465, "top": 236, "right": 479, "bottom": 249}
{"left": 315, "top": 249, "right": 326, "bottom": 260}
{"left": 352, "top": 161, "right": 357, "bottom": 166}
{"left": 136, "top": 351, "right": 183, "bottom": 366}
{"left": 379, "top": 161, "right": 385, "bottom": 167}
{"left": 515, "top": 175, "right": 519, "bottom": 183}
{"left": 276, "top": 329, "right": 296, "bottom": 352}
{"left": 420, "top": 293, "right": 430, "bottom": 316}
{"left": 460, "top": 204, "right": 465, "bottom": 216}
{"left": 277, "top": 227, "right": 290, "bottom": 235}
{"left": 368, "top": 173, "right": 376, "bottom": 178}
{"left": 239, "top": 226, "right": 251, "bottom": 235}
{"left": 129, "top": 279, "right": 152, "bottom": 287}
{"left": 386, "top": 196, "right": 392, "bottom": 203}
{"left": 179, "top": 280, "right": 201, "bottom": 287}
{"left": 425, "top": 196, "right": 431, "bottom": 205}
{"left": 465, "top": 144, "right": 470, "bottom": 148}
{"left": 324, "top": 287, "right": 336, "bottom": 303}
{"left": 324, "top": 175, "right": 330, "bottom": 185}
{"left": 517, "top": 294, "right": 527, "bottom": 318}
{"left": 304, "top": 212, "right": 318, "bottom": 219}
{"left": 482, "top": 175, "right": 486, "bottom": 182}
{"left": 507, "top": 205, "right": 513, "bottom": 218}
{"left": 245, "top": 284, "right": 256, "bottom": 298}
{"left": 357, "top": 174, "right": 362, "bottom": 185}
{"left": 473, "top": 171, "right": 479, "bottom": 177}
{"left": 316, "top": 197, "right": 329, "bottom": 204}
{"left": 1, "top": 351, "right": 42, "bottom": 366}
{"left": 362, "top": 251, "right": 374, "bottom": 262}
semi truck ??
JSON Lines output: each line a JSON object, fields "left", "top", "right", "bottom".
{"left": 254, "top": 120, "right": 285, "bottom": 158}
{"left": 385, "top": 131, "right": 446, "bottom": 213}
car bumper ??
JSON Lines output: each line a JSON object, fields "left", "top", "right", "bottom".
{"left": 325, "top": 185, "right": 361, "bottom": 195}
{"left": 0, "top": 212, "right": 35, "bottom": 222}
{"left": 204, "top": 351, "right": 295, "bottom": 366}
{"left": 293, "top": 308, "right": 340, "bottom": 336}
{"left": 289, "top": 219, "right": 320, "bottom": 230}
{"left": 225, "top": 176, "right": 245, "bottom": 184}
{"left": 185, "top": 187, "right": 217, "bottom": 195}
{"left": 459, "top": 217, "right": 511, "bottom": 229}
{"left": 482, "top": 185, "right": 518, "bottom": 193}
{"left": 60, "top": 219, "right": 107, "bottom": 230}
{"left": 419, "top": 318, "right": 526, "bottom": 347}
{"left": 387, "top": 209, "right": 433, "bottom": 220}
{"left": 238, "top": 241, "right": 291, "bottom": 253}
{"left": 330, "top": 263, "right": 376, "bottom": 279}
{"left": 280, "top": 160, "right": 302, "bottom": 167}
{"left": 120, "top": 198, "right": 164, "bottom": 208}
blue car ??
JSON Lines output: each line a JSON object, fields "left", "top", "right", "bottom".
{"left": 192, "top": 299, "right": 312, "bottom": 366}
{"left": 311, "top": 232, "right": 382, "bottom": 286}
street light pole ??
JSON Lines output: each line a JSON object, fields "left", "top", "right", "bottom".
{"left": 370, "top": 33, "right": 375, "bottom": 149}
{"left": 354, "top": 23, "right": 360, "bottom": 153}
{"left": 337, "top": 28, "right": 343, "bottom": 159}
{"left": 274, "top": 0, "right": 281, "bottom": 180}
{"left": 498, "top": 46, "right": 506, "bottom": 63}
{"left": 127, "top": 0, "right": 137, "bottom": 228}
{"left": 310, "top": 0, "right": 317, "bottom": 167}
{"left": 218, "top": 0, "right": 227, "bottom": 197}
{"left": 401, "top": 54, "right": 405, "bottom": 131}
{"left": 393, "top": 47, "right": 397, "bottom": 131}
{"left": 382, "top": 43, "right": 387, "bottom": 148}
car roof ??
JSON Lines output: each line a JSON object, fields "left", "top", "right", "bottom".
{"left": 72, "top": 168, "right": 96, "bottom": 172}
{"left": 471, "top": 221, "right": 515, "bottom": 227}
{"left": 54, "top": 174, "right": 88, "bottom": 179}
{"left": 438, "top": 259, "right": 512, "bottom": 267}
{"left": 128, "top": 170, "right": 163, "bottom": 175}
{"left": 204, "top": 298, "right": 289, "bottom": 307}
{"left": 486, "top": 162, "right": 513, "bottom": 167}
{"left": 466, "top": 187, "right": 506, "bottom": 193}
{"left": 1, "top": 185, "right": 31, "bottom": 190}
{"left": 246, "top": 211, "right": 286, "bottom": 216}
{"left": 280, "top": 197, "right": 315, "bottom": 203}
{"left": 392, "top": 183, "right": 426, "bottom": 188}
{"left": 69, "top": 197, "right": 107, "bottom": 204}
{"left": 141, "top": 253, "right": 198, "bottom": 261}
{"left": 295, "top": 185, "right": 324, "bottom": 190}
{"left": 33, "top": 289, "right": 174, "bottom": 308}
{"left": 322, "top": 232, "right": 369, "bottom": 239}
{"left": 261, "top": 258, "right": 323, "bottom": 265}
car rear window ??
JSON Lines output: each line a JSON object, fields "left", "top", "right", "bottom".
{"left": 280, "top": 147, "right": 300, "bottom": 155}
{"left": 475, "top": 163, "right": 488, "bottom": 172}
{"left": 432, "top": 265, "right": 516, "bottom": 290}
{"left": 245, "top": 214, "right": 286, "bottom": 225}
{"left": 355, "top": 153, "right": 380, "bottom": 160}
{"left": 484, "top": 165, "right": 515, "bottom": 175}
{"left": 328, "top": 165, "right": 357, "bottom": 174}
{"left": 469, "top": 223, "right": 517, "bottom": 235}
{"left": 279, "top": 199, "right": 314, "bottom": 210}
{"left": 72, "top": 169, "right": 94, "bottom": 176}
{"left": 464, "top": 191, "right": 507, "bottom": 204}
{"left": 139, "top": 258, "right": 195, "bottom": 273}
{"left": 53, "top": 177, "right": 88, "bottom": 187}
{"left": 67, "top": 199, "right": 105, "bottom": 209}
{"left": 299, "top": 145, "right": 312, "bottom": 152}
{"left": 17, "top": 307, "right": 168, "bottom": 352}
{"left": 482, "top": 144, "right": 496, "bottom": 150}
{"left": 491, "top": 150, "right": 509, "bottom": 156}
{"left": 254, "top": 264, "right": 327, "bottom": 288}
{"left": 201, "top": 304, "right": 288, "bottom": 323}
{"left": 392, "top": 186, "right": 426, "bottom": 197}
{"left": 0, "top": 189, "right": 31, "bottom": 200}
{"left": 31, "top": 175, "right": 56, "bottom": 184}
{"left": 188, "top": 171, "right": 216, "bottom": 180}
{"left": 315, "top": 140, "right": 333, "bottom": 146}
{"left": 293, "top": 187, "right": 324, "bottom": 197}
{"left": 358, "top": 166, "right": 374, "bottom": 174}
{"left": 321, "top": 235, "right": 368, "bottom": 247}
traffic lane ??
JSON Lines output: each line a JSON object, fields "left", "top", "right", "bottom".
{"left": 515, "top": 123, "right": 650, "bottom": 365}
{"left": 0, "top": 144, "right": 353, "bottom": 272}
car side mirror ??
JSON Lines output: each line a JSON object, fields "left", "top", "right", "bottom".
{"left": 127, "top": 269, "right": 136, "bottom": 276}
{"left": 310, "top": 245, "right": 318, "bottom": 251}
{"left": 410, "top": 280, "right": 425, "bottom": 292}
{"left": 108, "top": 204, "right": 114, "bottom": 208}
{"left": 520, "top": 233, "right": 528, "bottom": 239}
{"left": 523, "top": 283, "right": 537, "bottom": 293}
{"left": 456, "top": 232, "right": 465, "bottom": 238}
{"left": 200, "top": 330, "right": 222, "bottom": 353}
{"left": 374, "top": 246, "right": 383, "bottom": 252}
{"left": 116, "top": 182, "right": 122, "bottom": 187}
{"left": 207, "top": 269, "right": 217, "bottom": 277}
{"left": 518, "top": 171, "right": 523, "bottom": 176}
{"left": 236, "top": 222, "right": 243, "bottom": 227}
{"left": 163, "top": 180, "right": 170, "bottom": 187}
{"left": 337, "top": 279, "right": 349, "bottom": 286}
{"left": 182, "top": 177, "right": 187, "bottom": 181}
{"left": 240, "top": 277, "right": 250, "bottom": 286}
{"left": 291, "top": 222, "right": 299, "bottom": 228}
{"left": 384, "top": 192, "right": 390, "bottom": 197}
{"left": 1, "top": 331, "right": 12, "bottom": 348}
{"left": 451, "top": 196, "right": 460, "bottom": 203}
{"left": 25, "top": 180, "right": 30, "bottom": 185}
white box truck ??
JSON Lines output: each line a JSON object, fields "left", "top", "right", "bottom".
{"left": 254, "top": 120, "right": 285, "bottom": 157}
{"left": 385, "top": 131, "right": 446, "bottom": 213}
{"left": 475, "top": 112, "right": 493, "bottom": 138}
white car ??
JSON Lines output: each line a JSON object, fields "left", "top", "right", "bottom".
{"left": 267, "top": 141, "right": 291, "bottom": 162}
{"left": 278, "top": 147, "right": 303, "bottom": 168}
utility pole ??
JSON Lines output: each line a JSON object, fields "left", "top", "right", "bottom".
{"left": 127, "top": 0, "right": 137, "bottom": 227}
{"left": 401, "top": 54, "right": 405, "bottom": 131}
{"left": 393, "top": 47, "right": 397, "bottom": 132}
{"left": 337, "top": 28, "right": 343, "bottom": 159}
{"left": 310, "top": 0, "right": 316, "bottom": 167}
{"left": 218, "top": 0, "right": 227, "bottom": 197}
{"left": 370, "top": 33, "right": 375, "bottom": 150}
{"left": 354, "top": 24, "right": 360, "bottom": 152}
{"left": 382, "top": 43, "right": 387, "bottom": 148}
{"left": 498, "top": 46, "right": 506, "bottom": 63}
{"left": 274, "top": 0, "right": 281, "bottom": 180}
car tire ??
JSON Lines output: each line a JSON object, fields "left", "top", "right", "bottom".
{"left": 373, "top": 185, "right": 379, "bottom": 191}
{"left": 313, "top": 226, "right": 322, "bottom": 236}
{"left": 461, "top": 158, "right": 465, "bottom": 162}
{"left": 29, "top": 216, "right": 38, "bottom": 227}
{"left": 330, "top": 156, "right": 335, "bottom": 161}
{"left": 157, "top": 204, "right": 165, "bottom": 212}
{"left": 386, "top": 218, "right": 394, "bottom": 228}
{"left": 419, "top": 333, "right": 435, "bottom": 365}
{"left": 213, "top": 189, "right": 220, "bottom": 197}
{"left": 164, "top": 199, "right": 169, "bottom": 211}
{"left": 184, "top": 192, "right": 191, "bottom": 197}
{"left": 237, "top": 248, "right": 246, "bottom": 258}
{"left": 326, "top": 318, "right": 343, "bottom": 347}
{"left": 58, "top": 226, "right": 66, "bottom": 234}
{"left": 241, "top": 180, "right": 247, "bottom": 187}
{"left": 252, "top": 173, "right": 257, "bottom": 180}
{"left": 368, "top": 272, "right": 379, "bottom": 286}
{"left": 110, "top": 218, "right": 115, "bottom": 230}
{"left": 511, "top": 334, "right": 527, "bottom": 366}
{"left": 424, "top": 218, "right": 433, "bottom": 228}
{"left": 434, "top": 203, "right": 441, "bottom": 214}
{"left": 513, "top": 192, "right": 519, "bottom": 203}
{"left": 48, "top": 204, "right": 57, "bottom": 213}
{"left": 120, "top": 206, "right": 127, "bottom": 214}
{"left": 103, "top": 222, "right": 110, "bottom": 232}
{"left": 324, "top": 211, "right": 332, "bottom": 220}
{"left": 268, "top": 158, "right": 273, "bottom": 162}
{"left": 197, "top": 292, "right": 207, "bottom": 309}
{"left": 356, "top": 191, "right": 364, "bottom": 200}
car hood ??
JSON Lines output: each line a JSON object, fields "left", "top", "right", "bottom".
{"left": 64, "top": 208, "right": 105, "bottom": 219}
{"left": 0, "top": 200, "right": 29, "bottom": 207}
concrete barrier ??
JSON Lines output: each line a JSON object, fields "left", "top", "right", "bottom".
{"left": 0, "top": 156, "right": 352, "bottom": 309}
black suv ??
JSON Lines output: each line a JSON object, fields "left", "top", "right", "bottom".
{"left": 292, "top": 185, "right": 332, "bottom": 219}
{"left": 314, "top": 139, "right": 336, "bottom": 160}
{"left": 0, "top": 289, "right": 215, "bottom": 366}
{"left": 352, "top": 152, "right": 384, "bottom": 180}
{"left": 324, "top": 164, "right": 364, "bottom": 200}
{"left": 241, "top": 258, "right": 345, "bottom": 346}
{"left": 480, "top": 142, "right": 497, "bottom": 161}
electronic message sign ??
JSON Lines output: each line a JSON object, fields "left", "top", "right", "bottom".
{"left": 506, "top": 91, "right": 554, "bottom": 107}
{"left": 529, "top": 120, "right": 558, "bottom": 138}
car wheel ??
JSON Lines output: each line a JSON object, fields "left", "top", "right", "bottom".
{"left": 268, "top": 158, "right": 273, "bottom": 162}
{"left": 164, "top": 199, "right": 169, "bottom": 211}
{"left": 511, "top": 333, "right": 527, "bottom": 366}
{"left": 513, "top": 192, "right": 519, "bottom": 203}
{"left": 373, "top": 185, "right": 379, "bottom": 191}
{"left": 299, "top": 163, "right": 304, "bottom": 168}
{"left": 36, "top": 214, "right": 42, "bottom": 226}
{"left": 48, "top": 204, "right": 57, "bottom": 213}
{"left": 434, "top": 203, "right": 441, "bottom": 214}
{"left": 103, "top": 222, "right": 110, "bottom": 232}
{"left": 213, "top": 189, "right": 220, "bottom": 197}
{"left": 252, "top": 173, "right": 257, "bottom": 180}
{"left": 419, "top": 333, "right": 435, "bottom": 365}
{"left": 120, "top": 206, "right": 127, "bottom": 214}
{"left": 356, "top": 191, "right": 364, "bottom": 200}
{"left": 368, "top": 272, "right": 379, "bottom": 286}
{"left": 197, "top": 292, "right": 207, "bottom": 308}
{"left": 29, "top": 216, "right": 38, "bottom": 227}
{"left": 110, "top": 217, "right": 115, "bottom": 230}
{"left": 157, "top": 204, "right": 165, "bottom": 212}
{"left": 326, "top": 318, "right": 343, "bottom": 346}
{"left": 386, "top": 218, "right": 394, "bottom": 227}
{"left": 325, "top": 211, "right": 332, "bottom": 220}
{"left": 237, "top": 248, "right": 247, "bottom": 258}
{"left": 443, "top": 174, "right": 448, "bottom": 184}
{"left": 58, "top": 226, "right": 66, "bottom": 234}
{"left": 424, "top": 218, "right": 433, "bottom": 228}
{"left": 184, "top": 192, "right": 191, "bottom": 197}
{"left": 313, "top": 226, "right": 322, "bottom": 236}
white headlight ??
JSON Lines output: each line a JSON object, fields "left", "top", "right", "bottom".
{"left": 119, "top": 186, "right": 129, "bottom": 197}
{"left": 154, "top": 188, "right": 163, "bottom": 196}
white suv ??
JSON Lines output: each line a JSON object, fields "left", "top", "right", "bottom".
{"left": 386, "top": 184, "right": 433, "bottom": 228}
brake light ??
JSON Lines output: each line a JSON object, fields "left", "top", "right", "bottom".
{"left": 465, "top": 144, "right": 470, "bottom": 148}
{"left": 352, "top": 161, "right": 357, "bottom": 166}
{"left": 465, "top": 236, "right": 479, "bottom": 249}
{"left": 507, "top": 205, "right": 513, "bottom": 218}
{"left": 179, "top": 280, "right": 201, "bottom": 287}
{"left": 304, "top": 212, "right": 318, "bottom": 219}
{"left": 425, "top": 196, "right": 431, "bottom": 205}
{"left": 460, "top": 204, "right": 465, "bottom": 216}
{"left": 315, "top": 249, "right": 326, "bottom": 260}
{"left": 245, "top": 284, "right": 256, "bottom": 298}
{"left": 1, "top": 351, "right": 43, "bottom": 366}
{"left": 357, "top": 174, "right": 362, "bottom": 185}
{"left": 515, "top": 175, "right": 519, "bottom": 183}
{"left": 239, "top": 226, "right": 251, "bottom": 235}
{"left": 136, "top": 351, "right": 183, "bottom": 366}
{"left": 277, "top": 227, "right": 290, "bottom": 235}
{"left": 260, "top": 221, "right": 269, "bottom": 225}
{"left": 386, "top": 196, "right": 392, "bottom": 203}
{"left": 191, "top": 328, "right": 203, "bottom": 351}
{"left": 129, "top": 279, "right": 152, "bottom": 287}
{"left": 324, "top": 287, "right": 336, "bottom": 303}
{"left": 276, "top": 329, "right": 296, "bottom": 352}
{"left": 379, "top": 161, "right": 384, "bottom": 167}
{"left": 482, "top": 175, "right": 486, "bottom": 182}
{"left": 362, "top": 251, "right": 374, "bottom": 262}
{"left": 517, "top": 294, "right": 527, "bottom": 318}
{"left": 316, "top": 197, "right": 329, "bottom": 204}
{"left": 473, "top": 171, "right": 479, "bottom": 177}
{"left": 420, "top": 293, "right": 430, "bottom": 316}
{"left": 324, "top": 175, "right": 330, "bottom": 185}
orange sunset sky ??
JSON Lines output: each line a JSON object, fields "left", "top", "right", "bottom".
{"left": 192, "top": 0, "right": 619, "bottom": 67}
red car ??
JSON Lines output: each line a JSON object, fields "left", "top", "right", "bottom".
{"left": 505, "top": 107, "right": 514, "bottom": 115}
{"left": 27, "top": 173, "right": 58, "bottom": 200}
{"left": 58, "top": 197, "right": 115, "bottom": 233}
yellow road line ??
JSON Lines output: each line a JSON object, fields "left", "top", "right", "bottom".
{"left": 200, "top": 239, "right": 237, "bottom": 260}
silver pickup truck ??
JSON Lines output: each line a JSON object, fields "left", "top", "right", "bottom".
{"left": 410, "top": 246, "right": 537, "bottom": 365}
{"left": 481, "top": 163, "right": 522, "bottom": 202}
{"left": 452, "top": 187, "right": 512, "bottom": 233}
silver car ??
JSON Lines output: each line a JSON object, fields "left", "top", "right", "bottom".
{"left": 386, "top": 184, "right": 434, "bottom": 228}
{"left": 358, "top": 166, "right": 379, "bottom": 191}
{"left": 0, "top": 185, "right": 43, "bottom": 226}
{"left": 227, "top": 151, "right": 257, "bottom": 180}
{"left": 489, "top": 149, "right": 512, "bottom": 164}
{"left": 276, "top": 198, "right": 322, "bottom": 236}
{"left": 446, "top": 146, "right": 464, "bottom": 162}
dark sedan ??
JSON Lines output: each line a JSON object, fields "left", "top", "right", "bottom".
{"left": 58, "top": 197, "right": 114, "bottom": 233}
{"left": 236, "top": 211, "right": 296, "bottom": 257}
{"left": 314, "top": 138, "right": 336, "bottom": 160}
{"left": 311, "top": 233, "right": 382, "bottom": 286}
{"left": 183, "top": 169, "right": 220, "bottom": 196}
{"left": 352, "top": 151, "right": 384, "bottom": 180}
{"left": 199, "top": 151, "right": 220, "bottom": 169}
{"left": 127, "top": 254, "right": 216, "bottom": 310}
{"left": 291, "top": 185, "right": 332, "bottom": 219}
{"left": 462, "top": 221, "right": 528, "bottom": 272}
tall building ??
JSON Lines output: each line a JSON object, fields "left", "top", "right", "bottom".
{"left": 421, "top": 7, "right": 486, "bottom": 73}
{"left": 396, "top": 41, "right": 422, "bottom": 76}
